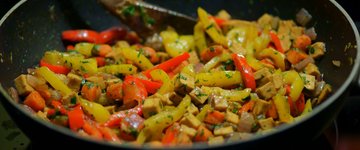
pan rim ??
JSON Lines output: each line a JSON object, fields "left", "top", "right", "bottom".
{"left": 0, "top": 0, "right": 359, "bottom": 149}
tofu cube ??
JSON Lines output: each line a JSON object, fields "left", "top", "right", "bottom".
{"left": 271, "top": 74, "right": 283, "bottom": 89}
{"left": 225, "top": 110, "right": 240, "bottom": 124}
{"left": 67, "top": 73, "right": 83, "bottom": 90}
{"left": 190, "top": 87, "right": 209, "bottom": 105}
{"left": 180, "top": 124, "right": 197, "bottom": 137}
{"left": 300, "top": 73, "right": 316, "bottom": 90}
{"left": 258, "top": 118, "right": 275, "bottom": 130}
{"left": 174, "top": 73, "right": 195, "bottom": 95}
{"left": 14, "top": 75, "right": 34, "bottom": 96}
{"left": 256, "top": 82, "right": 277, "bottom": 100}
{"left": 304, "top": 63, "right": 320, "bottom": 78}
{"left": 180, "top": 113, "right": 202, "bottom": 129}
{"left": 211, "top": 95, "right": 228, "bottom": 111}
{"left": 309, "top": 42, "right": 326, "bottom": 59}
{"left": 252, "top": 99, "right": 271, "bottom": 116}
{"left": 214, "top": 126, "right": 234, "bottom": 136}
{"left": 254, "top": 68, "right": 272, "bottom": 80}
{"left": 142, "top": 98, "right": 163, "bottom": 118}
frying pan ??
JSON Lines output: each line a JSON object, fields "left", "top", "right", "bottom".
{"left": 0, "top": 0, "right": 359, "bottom": 149}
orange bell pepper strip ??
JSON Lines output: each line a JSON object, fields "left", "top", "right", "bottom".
{"left": 293, "top": 34, "right": 311, "bottom": 51}
{"left": 269, "top": 31, "right": 284, "bottom": 53}
{"left": 286, "top": 50, "right": 308, "bottom": 65}
{"left": 238, "top": 100, "right": 255, "bottom": 114}
{"left": 162, "top": 123, "right": 180, "bottom": 145}
{"left": 92, "top": 44, "right": 112, "bottom": 57}
{"left": 122, "top": 76, "right": 148, "bottom": 105}
{"left": 142, "top": 52, "right": 190, "bottom": 78}
{"left": 83, "top": 121, "right": 103, "bottom": 140}
{"left": 203, "top": 110, "right": 225, "bottom": 125}
{"left": 95, "top": 57, "right": 106, "bottom": 67}
{"left": 40, "top": 59, "right": 71, "bottom": 75}
{"left": 232, "top": 54, "right": 256, "bottom": 91}
{"left": 67, "top": 105, "right": 85, "bottom": 131}
{"left": 24, "top": 91, "right": 46, "bottom": 112}
{"left": 135, "top": 77, "right": 163, "bottom": 94}
{"left": 98, "top": 126, "right": 121, "bottom": 142}
{"left": 266, "top": 100, "right": 278, "bottom": 119}
{"left": 194, "top": 125, "right": 213, "bottom": 142}
{"left": 103, "top": 105, "right": 142, "bottom": 127}
{"left": 295, "top": 93, "right": 306, "bottom": 115}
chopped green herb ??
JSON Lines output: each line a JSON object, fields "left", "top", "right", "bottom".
{"left": 137, "top": 48, "right": 144, "bottom": 58}
{"left": 129, "top": 67, "right": 133, "bottom": 71}
{"left": 129, "top": 128, "right": 138, "bottom": 137}
{"left": 122, "top": 5, "right": 136, "bottom": 16}
{"left": 70, "top": 97, "right": 77, "bottom": 104}
{"left": 225, "top": 72, "right": 233, "bottom": 79}
{"left": 209, "top": 47, "right": 215, "bottom": 52}
{"left": 206, "top": 23, "right": 214, "bottom": 30}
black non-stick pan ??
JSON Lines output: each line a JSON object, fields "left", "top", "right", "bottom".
{"left": 0, "top": 0, "right": 359, "bottom": 149}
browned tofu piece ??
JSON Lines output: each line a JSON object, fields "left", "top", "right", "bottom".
{"left": 299, "top": 73, "right": 316, "bottom": 90}
{"left": 308, "top": 42, "right": 326, "bottom": 59}
{"left": 254, "top": 68, "right": 272, "bottom": 80}
{"left": 180, "top": 124, "right": 197, "bottom": 138}
{"left": 174, "top": 73, "right": 195, "bottom": 95}
{"left": 104, "top": 78, "right": 122, "bottom": 87}
{"left": 208, "top": 136, "right": 225, "bottom": 145}
{"left": 180, "top": 113, "right": 202, "bottom": 129}
{"left": 189, "top": 87, "right": 209, "bottom": 105}
{"left": 278, "top": 20, "right": 296, "bottom": 51}
{"left": 67, "top": 73, "right": 83, "bottom": 91}
{"left": 271, "top": 74, "right": 283, "bottom": 89}
{"left": 290, "top": 26, "right": 305, "bottom": 39}
{"left": 252, "top": 99, "right": 271, "bottom": 116}
{"left": 256, "top": 82, "right": 277, "bottom": 100}
{"left": 14, "top": 75, "right": 34, "bottom": 96}
{"left": 258, "top": 118, "right": 275, "bottom": 130}
{"left": 211, "top": 95, "right": 228, "bottom": 111}
{"left": 304, "top": 63, "right": 320, "bottom": 78}
{"left": 86, "top": 76, "right": 106, "bottom": 89}
{"left": 258, "top": 13, "right": 274, "bottom": 27}
{"left": 142, "top": 98, "right": 163, "bottom": 118}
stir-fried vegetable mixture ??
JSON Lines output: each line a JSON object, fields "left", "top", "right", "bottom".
{"left": 12, "top": 7, "right": 331, "bottom": 147}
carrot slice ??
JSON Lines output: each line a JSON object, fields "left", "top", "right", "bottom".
{"left": 24, "top": 91, "right": 45, "bottom": 112}
{"left": 204, "top": 110, "right": 225, "bottom": 125}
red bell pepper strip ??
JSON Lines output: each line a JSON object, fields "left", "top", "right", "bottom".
{"left": 270, "top": 31, "right": 284, "bottom": 53}
{"left": 95, "top": 57, "right": 106, "bottom": 67}
{"left": 66, "top": 45, "right": 75, "bottom": 51}
{"left": 231, "top": 54, "right": 256, "bottom": 91}
{"left": 295, "top": 93, "right": 305, "bottom": 114}
{"left": 62, "top": 29, "right": 101, "bottom": 44}
{"left": 133, "top": 77, "right": 162, "bottom": 94}
{"left": 99, "top": 27, "right": 127, "bottom": 44}
{"left": 40, "top": 59, "right": 71, "bottom": 75}
{"left": 67, "top": 105, "right": 85, "bottom": 131}
{"left": 162, "top": 123, "right": 180, "bottom": 145}
{"left": 103, "top": 105, "right": 142, "bottom": 127}
{"left": 142, "top": 52, "right": 190, "bottom": 78}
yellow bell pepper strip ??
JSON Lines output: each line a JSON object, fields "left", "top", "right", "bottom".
{"left": 257, "top": 48, "right": 286, "bottom": 71}
{"left": 195, "top": 71, "right": 242, "bottom": 87}
{"left": 121, "top": 47, "right": 154, "bottom": 70}
{"left": 164, "top": 35, "right": 194, "bottom": 58}
{"left": 67, "top": 105, "right": 85, "bottom": 131}
{"left": 197, "top": 7, "right": 227, "bottom": 46}
{"left": 136, "top": 95, "right": 191, "bottom": 143}
{"left": 160, "top": 29, "right": 178, "bottom": 44}
{"left": 283, "top": 70, "right": 304, "bottom": 102}
{"left": 194, "top": 22, "right": 207, "bottom": 53}
{"left": 142, "top": 52, "right": 190, "bottom": 78}
{"left": 245, "top": 42, "right": 265, "bottom": 71}
{"left": 253, "top": 31, "right": 271, "bottom": 54}
{"left": 201, "top": 56, "right": 221, "bottom": 72}
{"left": 150, "top": 69, "right": 174, "bottom": 95}
{"left": 227, "top": 27, "right": 247, "bottom": 46}
{"left": 221, "top": 88, "right": 251, "bottom": 102}
{"left": 79, "top": 98, "right": 110, "bottom": 123}
{"left": 273, "top": 94, "right": 294, "bottom": 123}
{"left": 301, "top": 99, "right": 312, "bottom": 116}
{"left": 37, "top": 67, "right": 72, "bottom": 95}
{"left": 98, "top": 64, "right": 137, "bottom": 75}
{"left": 196, "top": 104, "right": 211, "bottom": 121}
{"left": 232, "top": 54, "right": 256, "bottom": 91}
{"left": 79, "top": 58, "right": 98, "bottom": 75}
{"left": 62, "top": 54, "right": 85, "bottom": 70}
{"left": 74, "top": 42, "right": 94, "bottom": 57}
{"left": 181, "top": 64, "right": 195, "bottom": 77}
